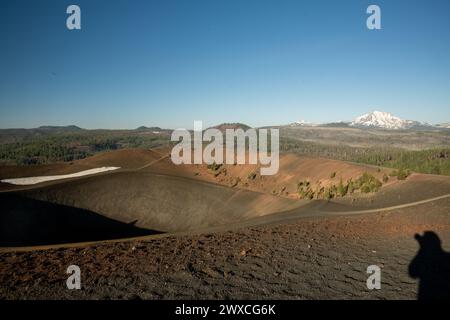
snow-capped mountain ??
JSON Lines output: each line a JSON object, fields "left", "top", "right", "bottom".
{"left": 436, "top": 122, "right": 450, "bottom": 129}
{"left": 350, "top": 111, "right": 426, "bottom": 130}
{"left": 289, "top": 120, "right": 320, "bottom": 127}
{"left": 286, "top": 111, "right": 445, "bottom": 130}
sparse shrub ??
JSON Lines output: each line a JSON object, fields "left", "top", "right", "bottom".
{"left": 356, "top": 172, "right": 382, "bottom": 193}
{"left": 207, "top": 162, "right": 222, "bottom": 171}
{"left": 361, "top": 184, "right": 371, "bottom": 193}
{"left": 212, "top": 167, "right": 226, "bottom": 177}
{"left": 315, "top": 188, "right": 324, "bottom": 199}
{"left": 231, "top": 177, "right": 240, "bottom": 187}
{"left": 389, "top": 168, "right": 410, "bottom": 180}
{"left": 295, "top": 173, "right": 387, "bottom": 200}
{"left": 337, "top": 178, "right": 348, "bottom": 197}
{"left": 347, "top": 178, "right": 355, "bottom": 194}
{"left": 331, "top": 184, "right": 337, "bottom": 194}
{"left": 389, "top": 170, "right": 398, "bottom": 177}
{"left": 314, "top": 183, "right": 324, "bottom": 199}
{"left": 297, "top": 180, "right": 314, "bottom": 199}
{"left": 396, "top": 168, "right": 410, "bottom": 180}
{"left": 323, "top": 186, "right": 336, "bottom": 200}
{"left": 247, "top": 172, "right": 257, "bottom": 180}
{"left": 297, "top": 180, "right": 311, "bottom": 188}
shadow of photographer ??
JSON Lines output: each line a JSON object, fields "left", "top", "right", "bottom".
{"left": 409, "top": 231, "right": 450, "bottom": 300}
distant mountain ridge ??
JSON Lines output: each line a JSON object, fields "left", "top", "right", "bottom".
{"left": 289, "top": 120, "right": 320, "bottom": 127}
{"left": 1, "top": 113, "right": 448, "bottom": 133}
{"left": 288, "top": 111, "right": 444, "bottom": 130}
{"left": 349, "top": 111, "right": 429, "bottom": 130}
{"left": 135, "top": 126, "right": 163, "bottom": 131}
{"left": 436, "top": 122, "right": 450, "bottom": 129}
{"left": 38, "top": 125, "right": 84, "bottom": 131}
{"left": 209, "top": 123, "right": 252, "bottom": 132}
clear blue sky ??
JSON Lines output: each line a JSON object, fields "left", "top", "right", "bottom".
{"left": 0, "top": 0, "right": 449, "bottom": 129}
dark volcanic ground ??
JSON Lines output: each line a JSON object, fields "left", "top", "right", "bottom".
{"left": 1, "top": 197, "right": 449, "bottom": 300}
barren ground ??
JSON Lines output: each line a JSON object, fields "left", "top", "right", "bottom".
{"left": 1, "top": 149, "right": 449, "bottom": 300}
{"left": 1, "top": 197, "right": 449, "bottom": 300}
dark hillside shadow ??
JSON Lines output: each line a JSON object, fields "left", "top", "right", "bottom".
{"left": 0, "top": 193, "right": 161, "bottom": 247}
{"left": 408, "top": 231, "right": 450, "bottom": 300}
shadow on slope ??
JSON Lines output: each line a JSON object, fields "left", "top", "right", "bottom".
{"left": 23, "top": 172, "right": 304, "bottom": 233}
{"left": 0, "top": 193, "right": 160, "bottom": 247}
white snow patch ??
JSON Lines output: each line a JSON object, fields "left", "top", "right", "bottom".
{"left": 290, "top": 120, "right": 320, "bottom": 127}
{"left": 1, "top": 167, "right": 120, "bottom": 185}
{"left": 349, "top": 110, "right": 427, "bottom": 130}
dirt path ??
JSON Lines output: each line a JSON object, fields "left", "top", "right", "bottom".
{"left": 134, "top": 153, "right": 170, "bottom": 171}
{"left": 1, "top": 197, "right": 449, "bottom": 300}
{"left": 2, "top": 192, "right": 449, "bottom": 254}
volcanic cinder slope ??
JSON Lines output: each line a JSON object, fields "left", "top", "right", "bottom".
{"left": 0, "top": 148, "right": 304, "bottom": 246}
{"left": 20, "top": 172, "right": 303, "bottom": 233}
{"left": 0, "top": 147, "right": 449, "bottom": 248}
{"left": 1, "top": 148, "right": 450, "bottom": 300}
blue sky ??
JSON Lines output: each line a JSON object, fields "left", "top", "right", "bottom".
{"left": 0, "top": 0, "right": 449, "bottom": 129}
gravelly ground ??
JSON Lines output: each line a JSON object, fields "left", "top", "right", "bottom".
{"left": 1, "top": 198, "right": 449, "bottom": 300}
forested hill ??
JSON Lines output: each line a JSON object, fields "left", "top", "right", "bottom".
{"left": 0, "top": 127, "right": 171, "bottom": 165}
